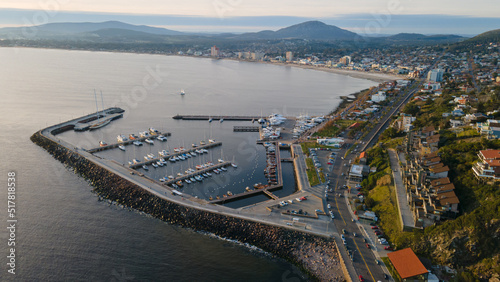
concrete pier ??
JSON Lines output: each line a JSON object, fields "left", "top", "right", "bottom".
{"left": 173, "top": 115, "right": 261, "bottom": 121}
{"left": 233, "top": 126, "right": 260, "bottom": 132}
{"left": 87, "top": 132, "right": 172, "bottom": 153}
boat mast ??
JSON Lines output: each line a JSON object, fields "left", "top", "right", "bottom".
{"left": 94, "top": 89, "right": 100, "bottom": 122}
{"left": 100, "top": 90, "right": 106, "bottom": 117}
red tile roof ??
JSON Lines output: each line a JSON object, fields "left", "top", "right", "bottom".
{"left": 360, "top": 152, "right": 367, "bottom": 159}
{"left": 480, "top": 150, "right": 500, "bottom": 160}
{"left": 387, "top": 248, "right": 428, "bottom": 279}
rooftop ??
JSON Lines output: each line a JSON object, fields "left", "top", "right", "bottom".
{"left": 387, "top": 248, "right": 428, "bottom": 279}
{"left": 480, "top": 149, "right": 500, "bottom": 160}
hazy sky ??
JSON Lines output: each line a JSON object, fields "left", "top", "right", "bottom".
{"left": 1, "top": 0, "right": 499, "bottom": 17}
{"left": 0, "top": 0, "right": 499, "bottom": 35}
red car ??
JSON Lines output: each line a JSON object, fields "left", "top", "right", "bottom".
{"left": 353, "top": 211, "right": 357, "bottom": 215}
{"left": 359, "top": 275, "right": 364, "bottom": 281}
{"left": 365, "top": 243, "right": 370, "bottom": 249}
{"left": 357, "top": 192, "right": 363, "bottom": 196}
{"left": 384, "top": 246, "right": 393, "bottom": 251}
{"left": 371, "top": 226, "right": 379, "bottom": 229}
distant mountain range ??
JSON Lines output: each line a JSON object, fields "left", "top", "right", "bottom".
{"left": 0, "top": 20, "right": 467, "bottom": 44}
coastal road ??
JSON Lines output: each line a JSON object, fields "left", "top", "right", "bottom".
{"left": 319, "top": 147, "right": 389, "bottom": 282}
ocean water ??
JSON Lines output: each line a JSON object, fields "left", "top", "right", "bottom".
{"left": 0, "top": 47, "right": 376, "bottom": 281}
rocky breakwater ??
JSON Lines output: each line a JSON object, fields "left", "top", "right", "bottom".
{"left": 31, "top": 131, "right": 346, "bottom": 282}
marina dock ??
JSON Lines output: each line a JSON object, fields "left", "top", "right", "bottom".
{"left": 173, "top": 115, "right": 261, "bottom": 121}
{"left": 163, "top": 161, "right": 232, "bottom": 185}
{"left": 210, "top": 141, "right": 283, "bottom": 204}
{"left": 233, "top": 126, "right": 260, "bottom": 132}
{"left": 128, "top": 141, "right": 222, "bottom": 168}
{"left": 86, "top": 132, "right": 172, "bottom": 153}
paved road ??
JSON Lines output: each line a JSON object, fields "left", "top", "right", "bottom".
{"left": 388, "top": 149, "right": 415, "bottom": 229}
{"left": 319, "top": 147, "right": 390, "bottom": 282}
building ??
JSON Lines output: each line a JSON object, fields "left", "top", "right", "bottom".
{"left": 371, "top": 91, "right": 387, "bottom": 103}
{"left": 348, "top": 165, "right": 364, "bottom": 182}
{"left": 285, "top": 51, "right": 293, "bottom": 62}
{"left": 387, "top": 248, "right": 429, "bottom": 281}
{"left": 251, "top": 52, "right": 265, "bottom": 61}
{"left": 339, "top": 55, "right": 351, "bottom": 66}
{"left": 476, "top": 119, "right": 500, "bottom": 139}
{"left": 317, "top": 137, "right": 344, "bottom": 148}
{"left": 427, "top": 69, "right": 444, "bottom": 82}
{"left": 396, "top": 113, "right": 416, "bottom": 132}
{"left": 472, "top": 149, "right": 500, "bottom": 181}
{"left": 210, "top": 45, "right": 220, "bottom": 57}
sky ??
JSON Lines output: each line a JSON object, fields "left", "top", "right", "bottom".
{"left": 0, "top": 0, "right": 499, "bottom": 35}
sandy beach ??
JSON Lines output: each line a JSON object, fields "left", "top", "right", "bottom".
{"left": 265, "top": 61, "right": 402, "bottom": 83}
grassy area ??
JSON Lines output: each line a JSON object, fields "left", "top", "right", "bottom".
{"left": 384, "top": 137, "right": 404, "bottom": 149}
{"left": 319, "top": 171, "right": 326, "bottom": 183}
{"left": 313, "top": 119, "right": 358, "bottom": 138}
{"left": 305, "top": 158, "right": 320, "bottom": 186}
{"left": 381, "top": 257, "right": 401, "bottom": 282}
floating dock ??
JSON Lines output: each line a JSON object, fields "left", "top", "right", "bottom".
{"left": 173, "top": 115, "right": 262, "bottom": 121}
{"left": 210, "top": 141, "right": 283, "bottom": 204}
{"left": 164, "top": 161, "right": 232, "bottom": 185}
{"left": 129, "top": 141, "right": 222, "bottom": 169}
{"left": 233, "top": 126, "right": 260, "bottom": 132}
{"left": 86, "top": 132, "right": 172, "bottom": 153}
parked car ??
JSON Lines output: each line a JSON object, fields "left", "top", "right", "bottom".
{"left": 342, "top": 229, "right": 347, "bottom": 234}
{"left": 371, "top": 226, "right": 379, "bottom": 229}
{"left": 359, "top": 275, "right": 364, "bottom": 281}
{"left": 366, "top": 243, "right": 370, "bottom": 249}
{"left": 384, "top": 246, "right": 393, "bottom": 251}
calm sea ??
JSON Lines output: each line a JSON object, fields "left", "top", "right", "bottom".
{"left": 0, "top": 47, "right": 376, "bottom": 281}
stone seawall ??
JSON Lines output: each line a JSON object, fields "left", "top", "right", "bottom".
{"left": 31, "top": 131, "right": 346, "bottom": 282}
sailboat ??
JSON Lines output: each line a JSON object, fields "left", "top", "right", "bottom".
{"left": 89, "top": 90, "right": 110, "bottom": 130}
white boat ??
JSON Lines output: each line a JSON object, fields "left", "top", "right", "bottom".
{"left": 159, "top": 150, "right": 169, "bottom": 157}
{"left": 132, "top": 159, "right": 140, "bottom": 164}
{"left": 149, "top": 127, "right": 159, "bottom": 134}
{"left": 168, "top": 175, "right": 174, "bottom": 180}
{"left": 177, "top": 172, "right": 184, "bottom": 177}
{"left": 220, "top": 118, "right": 224, "bottom": 123}
{"left": 145, "top": 138, "right": 154, "bottom": 145}
{"left": 185, "top": 179, "right": 192, "bottom": 184}
{"left": 139, "top": 131, "right": 150, "bottom": 138}
{"left": 133, "top": 141, "right": 143, "bottom": 146}
{"left": 147, "top": 153, "right": 155, "bottom": 159}
{"left": 208, "top": 118, "right": 213, "bottom": 123}
{"left": 117, "top": 135, "right": 128, "bottom": 142}
{"left": 206, "top": 172, "right": 212, "bottom": 177}
{"left": 99, "top": 141, "right": 107, "bottom": 147}
{"left": 144, "top": 156, "right": 151, "bottom": 161}
{"left": 157, "top": 135, "right": 168, "bottom": 141}
{"left": 152, "top": 163, "right": 158, "bottom": 168}
{"left": 231, "top": 163, "right": 237, "bottom": 168}
{"left": 180, "top": 89, "right": 185, "bottom": 95}
{"left": 190, "top": 152, "right": 197, "bottom": 157}
{"left": 142, "top": 165, "right": 149, "bottom": 170}
{"left": 220, "top": 167, "right": 227, "bottom": 171}
{"left": 159, "top": 178, "right": 166, "bottom": 182}
{"left": 208, "top": 139, "right": 216, "bottom": 143}
{"left": 200, "top": 140, "right": 206, "bottom": 145}
{"left": 118, "top": 145, "right": 126, "bottom": 151}
{"left": 218, "top": 158, "right": 224, "bottom": 163}
{"left": 157, "top": 161, "right": 164, "bottom": 167}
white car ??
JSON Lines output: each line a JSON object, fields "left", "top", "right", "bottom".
{"left": 327, "top": 204, "right": 331, "bottom": 209}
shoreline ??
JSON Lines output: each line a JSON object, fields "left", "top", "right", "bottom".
{"left": 2, "top": 45, "right": 400, "bottom": 84}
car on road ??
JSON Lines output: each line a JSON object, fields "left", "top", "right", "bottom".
{"left": 341, "top": 234, "right": 345, "bottom": 240}
{"left": 371, "top": 226, "right": 379, "bottom": 229}
{"left": 384, "top": 246, "right": 393, "bottom": 251}
{"left": 353, "top": 232, "right": 357, "bottom": 237}
{"left": 342, "top": 229, "right": 347, "bottom": 234}
{"left": 369, "top": 222, "right": 377, "bottom": 226}
{"left": 358, "top": 275, "right": 364, "bottom": 281}
{"left": 327, "top": 204, "right": 331, "bottom": 209}
{"left": 331, "top": 214, "right": 335, "bottom": 219}
{"left": 366, "top": 243, "right": 370, "bottom": 249}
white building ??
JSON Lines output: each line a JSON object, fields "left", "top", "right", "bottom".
{"left": 427, "top": 69, "right": 444, "bottom": 82}
{"left": 317, "top": 138, "right": 344, "bottom": 148}
{"left": 371, "top": 91, "right": 387, "bottom": 102}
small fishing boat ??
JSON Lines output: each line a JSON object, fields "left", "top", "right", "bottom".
{"left": 118, "top": 145, "right": 126, "bottom": 151}
{"left": 142, "top": 165, "right": 149, "bottom": 170}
